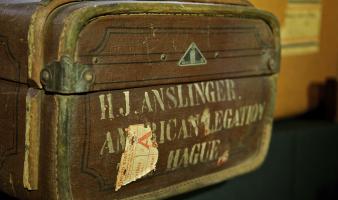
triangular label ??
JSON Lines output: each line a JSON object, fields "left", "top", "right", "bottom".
{"left": 178, "top": 42, "right": 207, "bottom": 67}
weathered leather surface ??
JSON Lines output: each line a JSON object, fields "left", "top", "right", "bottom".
{"left": 69, "top": 75, "right": 276, "bottom": 199}
{"left": 75, "top": 15, "right": 275, "bottom": 91}
{"left": 0, "top": 2, "right": 38, "bottom": 83}
{"left": 0, "top": 0, "right": 279, "bottom": 199}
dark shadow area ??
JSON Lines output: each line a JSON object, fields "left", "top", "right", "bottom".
{"left": 316, "top": 181, "right": 338, "bottom": 200}
{"left": 0, "top": 191, "right": 15, "bottom": 200}
{"left": 307, "top": 78, "right": 338, "bottom": 122}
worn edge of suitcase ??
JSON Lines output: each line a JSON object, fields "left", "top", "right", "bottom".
{"left": 39, "top": 0, "right": 252, "bottom": 5}
{"left": 23, "top": 89, "right": 42, "bottom": 191}
{"left": 28, "top": 0, "right": 75, "bottom": 88}
{"left": 25, "top": 2, "right": 280, "bottom": 199}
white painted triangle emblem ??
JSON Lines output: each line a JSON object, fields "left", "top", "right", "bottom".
{"left": 178, "top": 42, "right": 207, "bottom": 67}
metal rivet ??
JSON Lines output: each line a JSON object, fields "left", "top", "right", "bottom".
{"left": 160, "top": 54, "right": 167, "bottom": 61}
{"left": 41, "top": 70, "right": 50, "bottom": 84}
{"left": 268, "top": 58, "right": 275, "bottom": 70}
{"left": 83, "top": 70, "right": 94, "bottom": 82}
{"left": 92, "top": 57, "right": 99, "bottom": 64}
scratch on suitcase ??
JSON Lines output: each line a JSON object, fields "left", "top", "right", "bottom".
{"left": 9, "top": 173, "right": 16, "bottom": 196}
{"left": 115, "top": 124, "right": 159, "bottom": 191}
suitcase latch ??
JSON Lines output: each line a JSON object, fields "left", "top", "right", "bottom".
{"left": 40, "top": 56, "right": 95, "bottom": 93}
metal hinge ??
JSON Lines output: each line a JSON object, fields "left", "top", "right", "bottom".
{"left": 40, "top": 56, "right": 95, "bottom": 94}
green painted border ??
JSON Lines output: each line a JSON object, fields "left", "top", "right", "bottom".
{"left": 56, "top": 96, "right": 74, "bottom": 200}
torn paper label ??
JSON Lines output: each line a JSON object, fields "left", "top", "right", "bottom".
{"left": 115, "top": 124, "right": 158, "bottom": 191}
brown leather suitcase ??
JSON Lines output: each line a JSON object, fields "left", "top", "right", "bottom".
{"left": 0, "top": 0, "right": 280, "bottom": 199}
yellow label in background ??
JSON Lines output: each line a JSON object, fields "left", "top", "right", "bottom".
{"left": 281, "top": 0, "right": 322, "bottom": 56}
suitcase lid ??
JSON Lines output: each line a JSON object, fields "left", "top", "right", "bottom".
{"left": 26, "top": 0, "right": 280, "bottom": 93}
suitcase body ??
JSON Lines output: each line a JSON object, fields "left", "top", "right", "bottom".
{"left": 0, "top": 0, "right": 280, "bottom": 199}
